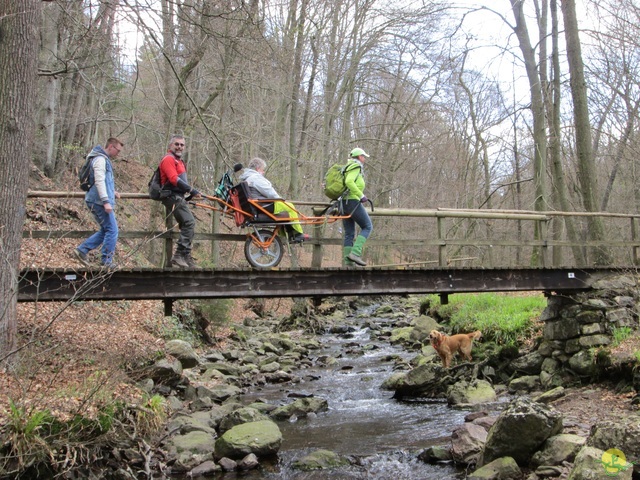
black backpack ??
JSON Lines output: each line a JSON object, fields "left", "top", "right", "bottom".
{"left": 78, "top": 156, "right": 94, "bottom": 192}
{"left": 148, "top": 167, "right": 168, "bottom": 200}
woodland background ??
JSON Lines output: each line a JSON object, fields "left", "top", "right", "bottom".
{"left": 30, "top": 0, "right": 640, "bottom": 265}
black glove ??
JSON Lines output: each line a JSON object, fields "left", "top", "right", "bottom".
{"left": 360, "top": 195, "right": 368, "bottom": 203}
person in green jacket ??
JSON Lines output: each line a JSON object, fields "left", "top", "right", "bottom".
{"left": 341, "top": 147, "right": 373, "bottom": 266}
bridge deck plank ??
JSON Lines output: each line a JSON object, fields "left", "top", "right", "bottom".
{"left": 17, "top": 267, "right": 624, "bottom": 302}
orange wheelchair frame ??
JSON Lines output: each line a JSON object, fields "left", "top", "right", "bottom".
{"left": 192, "top": 170, "right": 353, "bottom": 268}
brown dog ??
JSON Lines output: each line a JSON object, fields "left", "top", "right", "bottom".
{"left": 429, "top": 330, "right": 482, "bottom": 368}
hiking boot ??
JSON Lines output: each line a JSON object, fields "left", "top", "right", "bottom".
{"left": 170, "top": 254, "right": 189, "bottom": 268}
{"left": 290, "top": 233, "right": 310, "bottom": 243}
{"left": 347, "top": 252, "right": 367, "bottom": 266}
{"left": 184, "top": 253, "right": 197, "bottom": 268}
{"left": 74, "top": 249, "right": 90, "bottom": 267}
{"left": 343, "top": 246, "right": 355, "bottom": 266}
{"left": 348, "top": 235, "right": 368, "bottom": 266}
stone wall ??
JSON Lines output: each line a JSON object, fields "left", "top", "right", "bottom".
{"left": 535, "top": 273, "right": 639, "bottom": 387}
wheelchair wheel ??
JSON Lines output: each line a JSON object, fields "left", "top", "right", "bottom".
{"left": 244, "top": 229, "right": 284, "bottom": 268}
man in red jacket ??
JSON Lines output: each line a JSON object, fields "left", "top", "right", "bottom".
{"left": 159, "top": 135, "right": 201, "bottom": 268}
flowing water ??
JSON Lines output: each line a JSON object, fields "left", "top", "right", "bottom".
{"left": 207, "top": 306, "right": 476, "bottom": 480}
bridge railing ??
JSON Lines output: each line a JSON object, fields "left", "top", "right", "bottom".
{"left": 24, "top": 191, "right": 640, "bottom": 269}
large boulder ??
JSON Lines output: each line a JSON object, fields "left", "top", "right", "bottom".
{"left": 166, "top": 430, "right": 216, "bottom": 471}
{"left": 478, "top": 397, "right": 563, "bottom": 466}
{"left": 508, "top": 375, "right": 540, "bottom": 394}
{"left": 195, "top": 384, "right": 242, "bottom": 403}
{"left": 408, "top": 315, "right": 440, "bottom": 344}
{"left": 450, "top": 423, "right": 488, "bottom": 465}
{"left": 509, "top": 351, "right": 545, "bottom": 375}
{"left": 166, "top": 339, "right": 200, "bottom": 369}
{"left": 587, "top": 418, "right": 640, "bottom": 474}
{"left": 167, "top": 412, "right": 217, "bottom": 436}
{"left": 447, "top": 379, "right": 496, "bottom": 406}
{"left": 391, "top": 363, "right": 444, "bottom": 398}
{"left": 270, "top": 397, "right": 328, "bottom": 420}
{"left": 149, "top": 358, "right": 183, "bottom": 386}
{"left": 567, "top": 446, "right": 633, "bottom": 480}
{"left": 214, "top": 420, "right": 282, "bottom": 460}
{"left": 218, "top": 407, "right": 269, "bottom": 434}
{"left": 291, "top": 449, "right": 351, "bottom": 470}
{"left": 568, "top": 350, "right": 598, "bottom": 376}
{"left": 389, "top": 326, "right": 415, "bottom": 346}
{"left": 468, "top": 456, "right": 522, "bottom": 479}
{"left": 531, "top": 433, "right": 586, "bottom": 467}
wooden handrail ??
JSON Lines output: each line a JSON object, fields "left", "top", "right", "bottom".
{"left": 24, "top": 190, "right": 640, "bottom": 269}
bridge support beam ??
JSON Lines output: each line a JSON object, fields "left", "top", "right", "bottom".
{"left": 164, "top": 299, "right": 173, "bottom": 317}
{"left": 17, "top": 267, "right": 617, "bottom": 303}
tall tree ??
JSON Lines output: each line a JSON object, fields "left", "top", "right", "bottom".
{"left": 561, "top": 0, "right": 611, "bottom": 264}
{"left": 0, "top": 0, "right": 40, "bottom": 362}
{"left": 547, "top": 0, "right": 584, "bottom": 265}
{"left": 38, "top": 1, "right": 61, "bottom": 177}
{"left": 509, "top": 0, "right": 548, "bottom": 264}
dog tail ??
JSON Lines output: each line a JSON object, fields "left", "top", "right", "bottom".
{"left": 469, "top": 330, "right": 482, "bottom": 339}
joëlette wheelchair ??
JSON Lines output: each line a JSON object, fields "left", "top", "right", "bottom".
{"left": 192, "top": 167, "right": 352, "bottom": 268}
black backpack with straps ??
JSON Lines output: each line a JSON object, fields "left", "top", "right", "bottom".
{"left": 78, "top": 156, "right": 94, "bottom": 192}
{"left": 148, "top": 167, "right": 169, "bottom": 200}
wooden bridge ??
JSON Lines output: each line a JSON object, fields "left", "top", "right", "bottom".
{"left": 20, "top": 191, "right": 640, "bottom": 313}
{"left": 17, "top": 266, "right": 628, "bottom": 315}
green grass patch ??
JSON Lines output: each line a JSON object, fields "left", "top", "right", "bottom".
{"left": 424, "top": 293, "right": 546, "bottom": 345}
{"left": 611, "top": 326, "right": 633, "bottom": 346}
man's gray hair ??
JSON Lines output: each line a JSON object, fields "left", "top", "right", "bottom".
{"left": 168, "top": 134, "right": 185, "bottom": 148}
{"left": 248, "top": 157, "right": 267, "bottom": 171}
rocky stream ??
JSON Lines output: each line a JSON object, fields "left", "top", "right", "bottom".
{"left": 142, "top": 282, "right": 640, "bottom": 480}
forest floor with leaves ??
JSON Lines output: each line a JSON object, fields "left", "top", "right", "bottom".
{"left": 1, "top": 159, "right": 639, "bottom": 447}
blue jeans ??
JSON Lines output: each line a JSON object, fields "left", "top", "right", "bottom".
{"left": 341, "top": 199, "right": 373, "bottom": 246}
{"left": 78, "top": 202, "right": 119, "bottom": 265}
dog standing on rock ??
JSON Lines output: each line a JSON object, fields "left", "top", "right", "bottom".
{"left": 429, "top": 330, "right": 482, "bottom": 368}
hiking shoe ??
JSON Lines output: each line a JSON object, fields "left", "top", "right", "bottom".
{"left": 170, "top": 254, "right": 189, "bottom": 268}
{"left": 347, "top": 253, "right": 367, "bottom": 266}
{"left": 290, "top": 233, "right": 310, "bottom": 243}
{"left": 74, "top": 249, "right": 90, "bottom": 267}
{"left": 184, "top": 253, "right": 197, "bottom": 268}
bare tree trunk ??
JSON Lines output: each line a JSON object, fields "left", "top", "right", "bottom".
{"left": 546, "top": 0, "right": 584, "bottom": 265}
{"left": 510, "top": 0, "right": 548, "bottom": 265}
{"left": 0, "top": 0, "right": 40, "bottom": 362}
{"left": 61, "top": 72, "right": 86, "bottom": 148}
{"left": 297, "top": 34, "right": 319, "bottom": 155}
{"left": 161, "top": 0, "right": 176, "bottom": 132}
{"left": 458, "top": 52, "right": 493, "bottom": 265}
{"left": 39, "top": 2, "right": 61, "bottom": 177}
{"left": 600, "top": 97, "right": 639, "bottom": 212}
{"left": 561, "top": 0, "right": 611, "bottom": 265}
{"left": 287, "top": 0, "right": 309, "bottom": 197}
{"left": 314, "top": 0, "right": 346, "bottom": 268}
